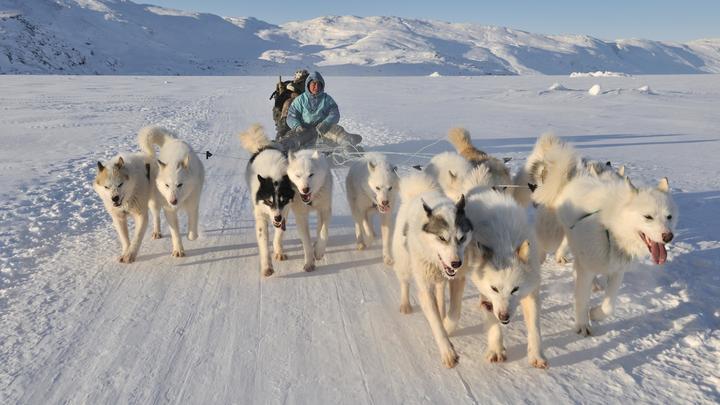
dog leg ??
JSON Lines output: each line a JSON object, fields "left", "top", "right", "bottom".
{"left": 314, "top": 207, "right": 330, "bottom": 260}
{"left": 187, "top": 192, "right": 200, "bottom": 241}
{"left": 255, "top": 215, "right": 273, "bottom": 276}
{"left": 121, "top": 211, "right": 147, "bottom": 263}
{"left": 399, "top": 280, "right": 412, "bottom": 314}
{"left": 111, "top": 214, "right": 131, "bottom": 262}
{"left": 435, "top": 282, "right": 446, "bottom": 319}
{"left": 380, "top": 211, "right": 393, "bottom": 265}
{"left": 521, "top": 289, "right": 548, "bottom": 368}
{"left": 417, "top": 283, "right": 458, "bottom": 368}
{"left": 363, "top": 209, "right": 375, "bottom": 243}
{"left": 148, "top": 195, "right": 162, "bottom": 239}
{"left": 483, "top": 311, "right": 506, "bottom": 363}
{"left": 555, "top": 236, "right": 570, "bottom": 264}
{"left": 573, "top": 264, "right": 594, "bottom": 336}
{"left": 350, "top": 202, "right": 366, "bottom": 250}
{"left": 295, "top": 210, "right": 315, "bottom": 272}
{"left": 273, "top": 225, "right": 287, "bottom": 261}
{"left": 590, "top": 271, "right": 624, "bottom": 322}
{"left": 444, "top": 275, "right": 465, "bottom": 335}
{"left": 164, "top": 208, "right": 185, "bottom": 257}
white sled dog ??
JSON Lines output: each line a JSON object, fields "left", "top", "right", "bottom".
{"left": 447, "top": 127, "right": 513, "bottom": 192}
{"left": 392, "top": 172, "right": 473, "bottom": 368}
{"left": 424, "top": 151, "right": 472, "bottom": 201}
{"left": 139, "top": 126, "right": 205, "bottom": 257}
{"left": 557, "top": 174, "right": 677, "bottom": 336}
{"left": 461, "top": 167, "right": 548, "bottom": 368}
{"left": 287, "top": 149, "right": 332, "bottom": 272}
{"left": 517, "top": 134, "right": 625, "bottom": 263}
{"left": 239, "top": 124, "right": 295, "bottom": 277}
{"left": 345, "top": 152, "right": 398, "bottom": 264}
{"left": 93, "top": 152, "right": 160, "bottom": 263}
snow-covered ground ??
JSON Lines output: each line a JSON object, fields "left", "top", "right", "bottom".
{"left": 1, "top": 74, "right": 719, "bottom": 404}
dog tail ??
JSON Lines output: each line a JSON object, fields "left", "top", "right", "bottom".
{"left": 238, "top": 123, "right": 272, "bottom": 154}
{"left": 447, "top": 127, "right": 489, "bottom": 162}
{"left": 399, "top": 172, "right": 437, "bottom": 202}
{"left": 527, "top": 133, "right": 579, "bottom": 205}
{"left": 138, "top": 126, "right": 175, "bottom": 157}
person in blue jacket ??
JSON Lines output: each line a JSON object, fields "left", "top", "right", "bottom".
{"left": 279, "top": 71, "right": 362, "bottom": 151}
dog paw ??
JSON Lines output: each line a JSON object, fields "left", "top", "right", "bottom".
{"left": 575, "top": 323, "right": 592, "bottom": 336}
{"left": 441, "top": 348, "right": 459, "bottom": 369}
{"left": 486, "top": 347, "right": 507, "bottom": 363}
{"left": 399, "top": 302, "right": 412, "bottom": 314}
{"left": 313, "top": 242, "right": 325, "bottom": 260}
{"left": 356, "top": 242, "right": 366, "bottom": 251}
{"left": 274, "top": 252, "right": 287, "bottom": 261}
{"left": 172, "top": 249, "right": 185, "bottom": 258}
{"left": 303, "top": 263, "right": 316, "bottom": 272}
{"left": 151, "top": 232, "right": 162, "bottom": 240}
{"left": 188, "top": 231, "right": 198, "bottom": 241}
{"left": 118, "top": 253, "right": 136, "bottom": 263}
{"left": 555, "top": 255, "right": 569, "bottom": 264}
{"left": 383, "top": 255, "right": 394, "bottom": 266}
{"left": 262, "top": 267, "right": 274, "bottom": 277}
{"left": 529, "top": 355, "right": 549, "bottom": 369}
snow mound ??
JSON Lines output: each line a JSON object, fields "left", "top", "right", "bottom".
{"left": 428, "top": 71, "right": 442, "bottom": 77}
{"left": 637, "top": 85, "right": 656, "bottom": 94}
{"left": 570, "top": 71, "right": 631, "bottom": 77}
{"left": 549, "top": 82, "right": 569, "bottom": 91}
{"left": 588, "top": 84, "right": 602, "bottom": 95}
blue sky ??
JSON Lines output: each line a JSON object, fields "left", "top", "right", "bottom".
{"left": 145, "top": 0, "right": 719, "bottom": 41}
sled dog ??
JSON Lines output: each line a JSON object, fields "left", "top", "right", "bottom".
{"left": 139, "top": 126, "right": 205, "bottom": 257}
{"left": 392, "top": 172, "right": 472, "bottom": 368}
{"left": 345, "top": 152, "right": 398, "bottom": 264}
{"left": 287, "top": 149, "right": 332, "bottom": 272}
{"left": 447, "top": 127, "right": 512, "bottom": 192}
{"left": 239, "top": 124, "right": 295, "bottom": 276}
{"left": 424, "top": 151, "right": 472, "bottom": 201}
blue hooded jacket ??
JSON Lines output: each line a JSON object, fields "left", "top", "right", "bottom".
{"left": 286, "top": 71, "right": 340, "bottom": 130}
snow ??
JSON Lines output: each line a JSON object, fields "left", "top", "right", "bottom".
{"left": 588, "top": 84, "right": 603, "bottom": 95}
{"left": 1, "top": 1, "right": 720, "bottom": 75}
{"left": 429, "top": 71, "right": 442, "bottom": 77}
{"left": 571, "top": 71, "right": 631, "bottom": 77}
{"left": 1, "top": 74, "right": 719, "bottom": 403}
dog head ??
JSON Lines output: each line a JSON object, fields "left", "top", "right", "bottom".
{"left": 156, "top": 154, "right": 193, "bottom": 207}
{"left": 93, "top": 157, "right": 133, "bottom": 208}
{"left": 475, "top": 239, "right": 537, "bottom": 324}
{"left": 615, "top": 177, "right": 678, "bottom": 264}
{"left": 365, "top": 156, "right": 398, "bottom": 214}
{"left": 424, "top": 152, "right": 471, "bottom": 201}
{"left": 420, "top": 195, "right": 473, "bottom": 280}
{"left": 255, "top": 174, "right": 294, "bottom": 229}
{"left": 287, "top": 150, "right": 329, "bottom": 205}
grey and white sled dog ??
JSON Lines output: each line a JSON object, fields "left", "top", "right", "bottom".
{"left": 239, "top": 124, "right": 295, "bottom": 277}
{"left": 516, "top": 134, "right": 625, "bottom": 263}
{"left": 139, "top": 126, "right": 205, "bottom": 258}
{"left": 345, "top": 152, "right": 398, "bottom": 265}
{"left": 461, "top": 166, "right": 548, "bottom": 368}
{"left": 392, "top": 172, "right": 472, "bottom": 368}
{"left": 423, "top": 151, "right": 472, "bottom": 201}
{"left": 93, "top": 151, "right": 160, "bottom": 263}
{"left": 287, "top": 149, "right": 332, "bottom": 272}
{"left": 557, "top": 174, "right": 677, "bottom": 336}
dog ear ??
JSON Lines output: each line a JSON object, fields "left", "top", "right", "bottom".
{"left": 617, "top": 165, "right": 625, "bottom": 177}
{"left": 288, "top": 151, "right": 295, "bottom": 162}
{"left": 516, "top": 240, "right": 531, "bottom": 264}
{"left": 157, "top": 159, "right": 166, "bottom": 168}
{"left": 448, "top": 170, "right": 457, "bottom": 180}
{"left": 115, "top": 156, "right": 125, "bottom": 169}
{"left": 312, "top": 150, "right": 320, "bottom": 159}
{"left": 182, "top": 154, "right": 190, "bottom": 169}
{"left": 588, "top": 164, "right": 599, "bottom": 176}
{"left": 421, "top": 199, "right": 433, "bottom": 217}
{"left": 605, "top": 161, "right": 612, "bottom": 167}
{"left": 477, "top": 241, "right": 493, "bottom": 260}
{"left": 455, "top": 194, "right": 466, "bottom": 213}
{"left": 503, "top": 157, "right": 512, "bottom": 163}
{"left": 392, "top": 165, "right": 398, "bottom": 173}
{"left": 658, "top": 177, "right": 670, "bottom": 193}
{"left": 257, "top": 174, "right": 266, "bottom": 184}
{"left": 625, "top": 176, "right": 638, "bottom": 194}
{"left": 97, "top": 161, "right": 105, "bottom": 172}
{"left": 368, "top": 160, "right": 376, "bottom": 171}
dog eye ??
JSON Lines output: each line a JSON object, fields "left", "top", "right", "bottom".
{"left": 118, "top": 183, "right": 124, "bottom": 188}
{"left": 491, "top": 286, "right": 499, "bottom": 293}
{"left": 309, "top": 173, "right": 314, "bottom": 178}
{"left": 375, "top": 186, "right": 380, "bottom": 190}
{"left": 511, "top": 287, "right": 519, "bottom": 295}
{"left": 457, "top": 235, "right": 465, "bottom": 243}
{"left": 104, "top": 186, "right": 110, "bottom": 190}
{"left": 165, "top": 184, "right": 170, "bottom": 188}
{"left": 644, "top": 215, "right": 653, "bottom": 220}
{"left": 177, "top": 183, "right": 183, "bottom": 188}
{"left": 388, "top": 186, "right": 393, "bottom": 191}
{"left": 667, "top": 215, "right": 672, "bottom": 220}
{"left": 438, "top": 235, "right": 447, "bottom": 242}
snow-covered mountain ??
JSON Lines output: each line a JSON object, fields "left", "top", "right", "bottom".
{"left": 1, "top": 0, "right": 719, "bottom": 75}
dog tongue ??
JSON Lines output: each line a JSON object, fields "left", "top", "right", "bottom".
{"left": 650, "top": 241, "right": 667, "bottom": 264}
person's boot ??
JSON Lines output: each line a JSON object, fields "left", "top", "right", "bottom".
{"left": 323, "top": 124, "right": 363, "bottom": 146}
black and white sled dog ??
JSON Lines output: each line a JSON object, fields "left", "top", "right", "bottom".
{"left": 345, "top": 152, "right": 398, "bottom": 264}
{"left": 515, "top": 134, "right": 625, "bottom": 263}
{"left": 139, "top": 126, "right": 205, "bottom": 258}
{"left": 239, "top": 124, "right": 295, "bottom": 277}
{"left": 461, "top": 166, "right": 548, "bottom": 368}
{"left": 287, "top": 149, "right": 332, "bottom": 272}
{"left": 557, "top": 174, "right": 677, "bottom": 336}
{"left": 93, "top": 149, "right": 160, "bottom": 263}
{"left": 392, "top": 172, "right": 473, "bottom": 368}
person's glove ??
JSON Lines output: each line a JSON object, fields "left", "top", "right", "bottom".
{"left": 316, "top": 122, "right": 331, "bottom": 134}
{"left": 292, "top": 125, "right": 305, "bottom": 133}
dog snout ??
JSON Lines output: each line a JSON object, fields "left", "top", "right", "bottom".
{"left": 301, "top": 187, "right": 310, "bottom": 194}
{"left": 381, "top": 200, "right": 389, "bottom": 206}
{"left": 662, "top": 232, "right": 674, "bottom": 243}
{"left": 273, "top": 215, "right": 282, "bottom": 223}
{"left": 450, "top": 260, "right": 462, "bottom": 269}
{"left": 170, "top": 198, "right": 178, "bottom": 205}
{"left": 111, "top": 195, "right": 120, "bottom": 203}
{"left": 498, "top": 311, "right": 510, "bottom": 324}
